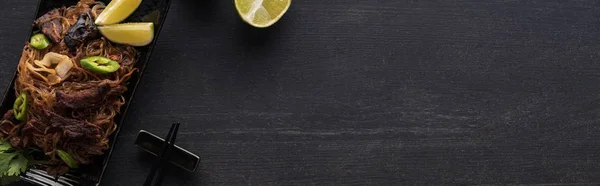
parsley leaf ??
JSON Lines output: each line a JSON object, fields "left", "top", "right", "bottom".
{"left": 7, "top": 154, "right": 28, "bottom": 176}
{"left": 0, "top": 142, "right": 10, "bottom": 152}
{"left": 0, "top": 140, "right": 30, "bottom": 185}
{"left": 0, "top": 153, "right": 17, "bottom": 175}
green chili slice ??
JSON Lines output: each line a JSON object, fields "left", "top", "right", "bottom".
{"left": 30, "top": 33, "right": 50, "bottom": 50}
{"left": 80, "top": 56, "right": 120, "bottom": 74}
{"left": 57, "top": 149, "right": 78, "bottom": 169}
{"left": 13, "top": 93, "right": 27, "bottom": 121}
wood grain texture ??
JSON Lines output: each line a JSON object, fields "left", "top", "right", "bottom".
{"left": 2, "top": 0, "right": 600, "bottom": 185}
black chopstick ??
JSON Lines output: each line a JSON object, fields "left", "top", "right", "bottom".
{"left": 153, "top": 123, "right": 180, "bottom": 186}
{"left": 143, "top": 123, "right": 180, "bottom": 186}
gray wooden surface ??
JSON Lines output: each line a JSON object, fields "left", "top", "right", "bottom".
{"left": 1, "top": 0, "right": 600, "bottom": 185}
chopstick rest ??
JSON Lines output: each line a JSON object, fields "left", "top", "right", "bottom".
{"left": 135, "top": 130, "right": 200, "bottom": 172}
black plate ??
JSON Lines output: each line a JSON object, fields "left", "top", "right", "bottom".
{"left": 0, "top": 0, "right": 171, "bottom": 185}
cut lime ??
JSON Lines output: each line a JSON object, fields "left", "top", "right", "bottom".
{"left": 95, "top": 0, "right": 142, "bottom": 25}
{"left": 98, "top": 22, "right": 154, "bottom": 46}
{"left": 235, "top": 0, "right": 291, "bottom": 28}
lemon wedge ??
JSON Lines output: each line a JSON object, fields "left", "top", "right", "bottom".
{"left": 95, "top": 0, "right": 142, "bottom": 25}
{"left": 235, "top": 0, "right": 291, "bottom": 28}
{"left": 98, "top": 22, "right": 154, "bottom": 46}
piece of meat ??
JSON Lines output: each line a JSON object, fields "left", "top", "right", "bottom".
{"left": 22, "top": 137, "right": 30, "bottom": 149}
{"left": 2, "top": 110, "right": 14, "bottom": 120}
{"left": 65, "top": 143, "right": 103, "bottom": 165}
{"left": 64, "top": 12, "right": 99, "bottom": 48}
{"left": 9, "top": 137, "right": 20, "bottom": 148}
{"left": 22, "top": 119, "right": 45, "bottom": 136}
{"left": 55, "top": 82, "right": 110, "bottom": 109}
{"left": 0, "top": 120, "right": 15, "bottom": 135}
{"left": 9, "top": 136, "right": 29, "bottom": 149}
{"left": 45, "top": 111, "right": 101, "bottom": 139}
{"left": 73, "top": 142, "right": 104, "bottom": 155}
{"left": 32, "top": 136, "right": 49, "bottom": 152}
{"left": 34, "top": 9, "right": 65, "bottom": 43}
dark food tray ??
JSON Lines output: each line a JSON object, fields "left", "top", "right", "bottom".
{"left": 0, "top": 0, "right": 171, "bottom": 185}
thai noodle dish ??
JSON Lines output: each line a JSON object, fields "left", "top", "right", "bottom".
{"left": 0, "top": 0, "right": 153, "bottom": 180}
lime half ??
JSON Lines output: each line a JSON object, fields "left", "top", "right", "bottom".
{"left": 235, "top": 0, "right": 291, "bottom": 28}
{"left": 98, "top": 22, "right": 154, "bottom": 46}
{"left": 95, "top": 0, "right": 142, "bottom": 25}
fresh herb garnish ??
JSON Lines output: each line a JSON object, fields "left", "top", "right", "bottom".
{"left": 0, "top": 140, "right": 29, "bottom": 185}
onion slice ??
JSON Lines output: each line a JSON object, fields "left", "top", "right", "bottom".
{"left": 30, "top": 52, "right": 73, "bottom": 85}
{"left": 55, "top": 58, "right": 73, "bottom": 78}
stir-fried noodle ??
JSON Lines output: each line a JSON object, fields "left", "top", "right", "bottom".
{"left": 0, "top": 0, "right": 138, "bottom": 175}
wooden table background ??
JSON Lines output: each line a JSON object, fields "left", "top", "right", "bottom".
{"left": 1, "top": 0, "right": 600, "bottom": 185}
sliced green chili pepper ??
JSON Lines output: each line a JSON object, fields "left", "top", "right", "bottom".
{"left": 57, "top": 149, "right": 78, "bottom": 169}
{"left": 13, "top": 93, "right": 27, "bottom": 121}
{"left": 80, "top": 56, "right": 120, "bottom": 74}
{"left": 30, "top": 33, "right": 50, "bottom": 50}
